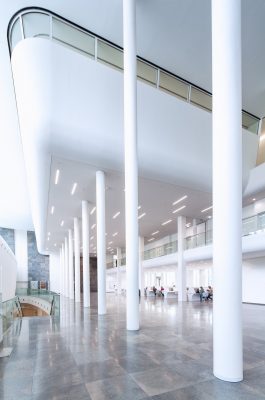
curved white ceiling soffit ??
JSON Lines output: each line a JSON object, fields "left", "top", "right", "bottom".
{"left": 11, "top": 37, "right": 259, "bottom": 252}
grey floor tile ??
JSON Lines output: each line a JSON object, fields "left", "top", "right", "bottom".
{"left": 86, "top": 374, "right": 147, "bottom": 400}
{"left": 130, "top": 366, "right": 190, "bottom": 396}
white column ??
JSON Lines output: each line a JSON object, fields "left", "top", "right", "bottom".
{"left": 138, "top": 237, "right": 145, "bottom": 296}
{"left": 64, "top": 237, "right": 69, "bottom": 297}
{"left": 96, "top": 170, "right": 106, "bottom": 315}
{"left": 212, "top": 0, "right": 242, "bottom": 382}
{"left": 59, "top": 248, "right": 63, "bottom": 295}
{"left": 82, "top": 200, "right": 90, "bottom": 308}
{"left": 14, "top": 230, "right": 28, "bottom": 283}
{"left": 74, "top": 217, "right": 81, "bottom": 302}
{"left": 68, "top": 229, "right": 74, "bottom": 300}
{"left": 177, "top": 216, "right": 186, "bottom": 301}
{"left": 123, "top": 0, "right": 139, "bottom": 331}
{"left": 61, "top": 243, "right": 65, "bottom": 296}
{"left": 116, "top": 247, "right": 122, "bottom": 295}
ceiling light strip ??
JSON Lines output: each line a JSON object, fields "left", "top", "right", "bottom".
{"left": 172, "top": 195, "right": 187, "bottom": 206}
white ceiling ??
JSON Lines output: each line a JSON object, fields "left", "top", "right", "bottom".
{"left": 0, "top": 0, "right": 265, "bottom": 241}
{"left": 46, "top": 157, "right": 213, "bottom": 253}
{"left": 11, "top": 37, "right": 259, "bottom": 253}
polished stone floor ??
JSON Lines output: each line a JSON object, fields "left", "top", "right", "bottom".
{"left": 1, "top": 294, "right": 265, "bottom": 399}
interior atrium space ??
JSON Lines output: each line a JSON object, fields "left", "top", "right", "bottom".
{"left": 0, "top": 0, "right": 265, "bottom": 399}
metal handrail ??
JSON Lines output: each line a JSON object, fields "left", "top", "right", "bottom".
{"left": 7, "top": 7, "right": 260, "bottom": 134}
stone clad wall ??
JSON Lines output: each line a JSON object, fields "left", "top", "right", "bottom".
{"left": 27, "top": 231, "right": 49, "bottom": 282}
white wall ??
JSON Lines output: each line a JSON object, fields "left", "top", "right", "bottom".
{"left": 49, "top": 252, "right": 60, "bottom": 293}
{"left": 0, "top": 236, "right": 17, "bottom": 301}
{"left": 242, "top": 257, "right": 265, "bottom": 304}
{"left": 14, "top": 229, "right": 28, "bottom": 281}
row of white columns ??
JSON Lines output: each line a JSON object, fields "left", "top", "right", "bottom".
{"left": 59, "top": 0, "right": 242, "bottom": 383}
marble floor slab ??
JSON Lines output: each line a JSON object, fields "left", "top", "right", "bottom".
{"left": 0, "top": 294, "right": 264, "bottom": 399}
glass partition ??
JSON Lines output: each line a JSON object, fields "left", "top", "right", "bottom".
{"left": 190, "top": 87, "right": 212, "bottom": 111}
{"left": 16, "top": 287, "right": 60, "bottom": 318}
{"left": 137, "top": 59, "right": 157, "bottom": 86}
{"left": 97, "top": 40, "right": 123, "bottom": 70}
{"left": 52, "top": 17, "right": 95, "bottom": 57}
{"left": 10, "top": 18, "right": 22, "bottom": 51}
{"left": 159, "top": 71, "right": 189, "bottom": 100}
{"left": 23, "top": 12, "right": 50, "bottom": 39}
{"left": 1, "top": 297, "right": 21, "bottom": 335}
{"left": 144, "top": 241, "right": 177, "bottom": 260}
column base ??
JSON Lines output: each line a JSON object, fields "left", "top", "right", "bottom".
{"left": 214, "top": 372, "right": 243, "bottom": 383}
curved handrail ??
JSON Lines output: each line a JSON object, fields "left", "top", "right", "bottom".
{"left": 7, "top": 7, "right": 260, "bottom": 134}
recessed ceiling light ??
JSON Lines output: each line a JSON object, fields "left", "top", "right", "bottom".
{"left": 138, "top": 205, "right": 141, "bottom": 210}
{"left": 208, "top": 216, "right": 212, "bottom": 219}
{"left": 48, "top": 232, "right": 51, "bottom": 236}
{"left": 91, "top": 224, "right": 96, "bottom": 230}
{"left": 148, "top": 238, "right": 155, "bottom": 242}
{"left": 186, "top": 223, "right": 191, "bottom": 228}
{"left": 55, "top": 169, "right": 60, "bottom": 185}
{"left": 60, "top": 220, "right": 64, "bottom": 226}
{"left": 138, "top": 213, "right": 146, "bottom": 220}
{"left": 90, "top": 236, "right": 94, "bottom": 240}
{"left": 252, "top": 198, "right": 256, "bottom": 201}
{"left": 161, "top": 219, "right": 172, "bottom": 226}
{"left": 172, "top": 205, "right": 186, "bottom": 214}
{"left": 109, "top": 241, "right": 113, "bottom": 245}
{"left": 201, "top": 206, "right": 213, "bottom": 213}
{"left": 112, "top": 211, "right": 120, "bottom": 219}
{"left": 54, "top": 243, "right": 57, "bottom": 247}
{"left": 51, "top": 206, "right": 55, "bottom": 214}
{"left": 107, "top": 246, "right": 111, "bottom": 250}
{"left": 47, "top": 237, "right": 50, "bottom": 241}
{"left": 172, "top": 195, "right": 187, "bottom": 206}
{"left": 112, "top": 232, "right": 118, "bottom": 237}
{"left": 90, "top": 206, "right": 96, "bottom": 215}
{"left": 71, "top": 182, "right": 77, "bottom": 195}
{"left": 152, "top": 231, "right": 159, "bottom": 235}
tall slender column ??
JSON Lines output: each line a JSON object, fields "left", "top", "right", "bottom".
{"left": 61, "top": 244, "right": 65, "bottom": 296}
{"left": 74, "top": 217, "right": 81, "bottom": 302}
{"left": 68, "top": 229, "right": 74, "bottom": 300}
{"left": 64, "top": 237, "right": 69, "bottom": 297}
{"left": 59, "top": 248, "right": 63, "bottom": 295}
{"left": 116, "top": 247, "right": 122, "bottom": 295}
{"left": 96, "top": 171, "right": 106, "bottom": 315}
{"left": 177, "top": 216, "right": 186, "bottom": 301}
{"left": 138, "top": 237, "right": 145, "bottom": 296}
{"left": 82, "top": 200, "right": 90, "bottom": 308}
{"left": 212, "top": 0, "right": 242, "bottom": 382}
{"left": 123, "top": 0, "right": 139, "bottom": 331}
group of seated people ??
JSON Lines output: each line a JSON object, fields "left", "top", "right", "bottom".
{"left": 193, "top": 286, "right": 213, "bottom": 301}
{"left": 144, "top": 286, "right": 165, "bottom": 297}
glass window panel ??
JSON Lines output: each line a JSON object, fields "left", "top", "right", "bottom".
{"left": 159, "top": 71, "right": 189, "bottom": 99}
{"left": 242, "top": 112, "right": 259, "bottom": 134}
{"left": 137, "top": 60, "right": 157, "bottom": 85}
{"left": 10, "top": 18, "right": 22, "bottom": 51}
{"left": 53, "top": 18, "right": 95, "bottom": 57}
{"left": 23, "top": 12, "right": 50, "bottom": 39}
{"left": 190, "top": 87, "right": 212, "bottom": 111}
{"left": 97, "top": 40, "right": 123, "bottom": 70}
{"left": 242, "top": 216, "right": 257, "bottom": 236}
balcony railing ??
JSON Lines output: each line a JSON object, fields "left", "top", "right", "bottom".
{"left": 16, "top": 287, "right": 60, "bottom": 317}
{"left": 8, "top": 8, "right": 260, "bottom": 134}
{"left": 144, "top": 241, "right": 178, "bottom": 260}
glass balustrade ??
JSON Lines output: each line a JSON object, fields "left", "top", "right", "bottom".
{"left": 0, "top": 296, "right": 22, "bottom": 335}
{"left": 8, "top": 8, "right": 260, "bottom": 134}
{"left": 144, "top": 241, "right": 177, "bottom": 260}
{"left": 15, "top": 287, "right": 60, "bottom": 318}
